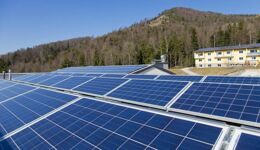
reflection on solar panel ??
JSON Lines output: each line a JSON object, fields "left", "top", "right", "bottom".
{"left": 170, "top": 82, "right": 260, "bottom": 126}
{"left": 0, "top": 89, "right": 77, "bottom": 135}
{"left": 108, "top": 80, "right": 188, "bottom": 108}
{"left": 53, "top": 77, "right": 93, "bottom": 89}
{"left": 124, "top": 74, "right": 157, "bottom": 79}
{"left": 157, "top": 75, "right": 203, "bottom": 82}
{"left": 0, "top": 81, "right": 16, "bottom": 90}
{"left": 39, "top": 75, "right": 70, "bottom": 86}
{"left": 74, "top": 78, "right": 128, "bottom": 95}
{"left": 85, "top": 74, "right": 103, "bottom": 77}
{"left": 204, "top": 76, "right": 260, "bottom": 85}
{"left": 56, "top": 65, "right": 148, "bottom": 74}
{"left": 102, "top": 74, "right": 126, "bottom": 78}
{"left": 0, "top": 98, "right": 224, "bottom": 149}
{"left": 235, "top": 133, "right": 260, "bottom": 150}
{"left": 0, "top": 84, "right": 35, "bottom": 103}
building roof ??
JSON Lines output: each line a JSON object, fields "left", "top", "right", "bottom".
{"left": 195, "top": 43, "right": 260, "bottom": 52}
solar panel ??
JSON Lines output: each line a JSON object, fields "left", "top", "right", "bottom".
{"left": 101, "top": 74, "right": 126, "bottom": 78}
{"left": 38, "top": 75, "right": 70, "bottom": 86}
{"left": 73, "top": 78, "right": 128, "bottom": 95}
{"left": 56, "top": 65, "right": 148, "bottom": 74}
{"left": 235, "top": 133, "right": 260, "bottom": 150}
{"left": 0, "top": 98, "right": 226, "bottom": 149}
{"left": 107, "top": 79, "right": 189, "bottom": 108}
{"left": 204, "top": 76, "right": 260, "bottom": 85}
{"left": 0, "top": 80, "right": 16, "bottom": 90}
{"left": 0, "top": 84, "right": 35, "bottom": 103}
{"left": 27, "top": 75, "right": 53, "bottom": 83}
{"left": 53, "top": 76, "right": 93, "bottom": 90}
{"left": 124, "top": 74, "right": 158, "bottom": 79}
{"left": 0, "top": 88, "right": 77, "bottom": 135}
{"left": 85, "top": 74, "right": 103, "bottom": 77}
{"left": 17, "top": 74, "right": 43, "bottom": 82}
{"left": 170, "top": 82, "right": 260, "bottom": 127}
{"left": 157, "top": 75, "right": 203, "bottom": 82}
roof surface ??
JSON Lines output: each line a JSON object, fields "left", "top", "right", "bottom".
{"left": 196, "top": 43, "right": 260, "bottom": 52}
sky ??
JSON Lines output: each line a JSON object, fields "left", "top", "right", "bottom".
{"left": 0, "top": 0, "right": 260, "bottom": 54}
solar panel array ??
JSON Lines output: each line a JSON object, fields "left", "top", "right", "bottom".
{"left": 0, "top": 98, "right": 225, "bottom": 150}
{"left": 108, "top": 80, "right": 188, "bottom": 108}
{"left": 204, "top": 76, "right": 260, "bottom": 85}
{"left": 56, "top": 65, "right": 148, "bottom": 74}
{"left": 170, "top": 82, "right": 260, "bottom": 125}
{"left": 157, "top": 75, "right": 203, "bottom": 82}
{"left": 4, "top": 65, "right": 260, "bottom": 149}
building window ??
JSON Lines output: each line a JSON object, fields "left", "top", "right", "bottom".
{"left": 198, "top": 53, "right": 203, "bottom": 56}
{"left": 239, "top": 57, "right": 243, "bottom": 60}
{"left": 217, "top": 52, "right": 222, "bottom": 55}
{"left": 208, "top": 59, "right": 211, "bottom": 61}
{"left": 199, "top": 64, "right": 203, "bottom": 67}
{"left": 252, "top": 56, "right": 256, "bottom": 60}
{"left": 228, "top": 58, "right": 232, "bottom": 61}
{"left": 208, "top": 52, "right": 211, "bottom": 56}
{"left": 239, "top": 50, "right": 244, "bottom": 54}
{"left": 250, "top": 50, "right": 257, "bottom": 53}
{"left": 227, "top": 51, "right": 231, "bottom": 54}
{"left": 217, "top": 58, "right": 221, "bottom": 61}
{"left": 218, "top": 64, "right": 221, "bottom": 67}
{"left": 199, "top": 59, "right": 202, "bottom": 62}
{"left": 208, "top": 64, "right": 211, "bottom": 67}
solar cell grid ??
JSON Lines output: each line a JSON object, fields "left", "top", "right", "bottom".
{"left": 0, "top": 98, "right": 225, "bottom": 150}
{"left": 27, "top": 75, "right": 53, "bottom": 83}
{"left": 74, "top": 77, "right": 128, "bottom": 95}
{"left": 108, "top": 79, "right": 189, "bottom": 108}
{"left": 0, "top": 88, "right": 77, "bottom": 136}
{"left": 38, "top": 75, "right": 70, "bottom": 86}
{"left": 204, "top": 76, "right": 260, "bottom": 85}
{"left": 235, "top": 133, "right": 260, "bottom": 150}
{"left": 53, "top": 76, "right": 93, "bottom": 90}
{"left": 157, "top": 75, "right": 203, "bottom": 82}
{"left": 170, "top": 82, "right": 260, "bottom": 126}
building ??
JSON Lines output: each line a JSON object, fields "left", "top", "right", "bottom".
{"left": 194, "top": 43, "right": 260, "bottom": 68}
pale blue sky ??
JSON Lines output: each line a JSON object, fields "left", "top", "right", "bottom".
{"left": 0, "top": 0, "right": 259, "bottom": 54}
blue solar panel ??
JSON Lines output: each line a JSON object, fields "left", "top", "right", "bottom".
{"left": 0, "top": 98, "right": 224, "bottom": 149}
{"left": 0, "top": 84, "right": 35, "bottom": 103}
{"left": 85, "top": 74, "right": 103, "bottom": 77}
{"left": 56, "top": 65, "right": 148, "bottom": 74}
{"left": 102, "top": 74, "right": 126, "bottom": 78}
{"left": 0, "top": 89, "right": 77, "bottom": 136}
{"left": 124, "top": 74, "right": 158, "bottom": 79}
{"left": 235, "top": 133, "right": 260, "bottom": 150}
{"left": 204, "top": 76, "right": 260, "bottom": 85}
{"left": 0, "top": 81, "right": 16, "bottom": 90}
{"left": 27, "top": 75, "right": 53, "bottom": 83}
{"left": 38, "top": 75, "right": 70, "bottom": 86}
{"left": 170, "top": 82, "right": 260, "bottom": 125}
{"left": 157, "top": 75, "right": 203, "bottom": 82}
{"left": 74, "top": 78, "right": 128, "bottom": 95}
{"left": 53, "top": 76, "right": 93, "bottom": 89}
{"left": 17, "top": 74, "right": 43, "bottom": 82}
{"left": 108, "top": 80, "right": 188, "bottom": 107}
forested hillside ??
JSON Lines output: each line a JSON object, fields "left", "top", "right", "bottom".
{"left": 1, "top": 7, "right": 260, "bottom": 72}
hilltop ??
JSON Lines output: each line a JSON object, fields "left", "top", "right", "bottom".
{"left": 1, "top": 7, "right": 260, "bottom": 72}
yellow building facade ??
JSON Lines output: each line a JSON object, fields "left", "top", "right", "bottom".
{"left": 194, "top": 44, "right": 260, "bottom": 68}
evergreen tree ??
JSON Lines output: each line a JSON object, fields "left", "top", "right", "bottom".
{"left": 191, "top": 28, "right": 199, "bottom": 51}
{"left": 257, "top": 30, "right": 260, "bottom": 43}
{"left": 61, "top": 58, "right": 73, "bottom": 68}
